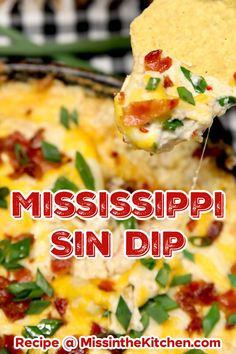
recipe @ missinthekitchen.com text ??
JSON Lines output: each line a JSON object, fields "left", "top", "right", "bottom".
{"left": 14, "top": 335, "right": 222, "bottom": 351}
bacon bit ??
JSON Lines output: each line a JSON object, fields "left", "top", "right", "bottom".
{"left": 233, "top": 73, "right": 236, "bottom": 83}
{"left": 51, "top": 258, "right": 73, "bottom": 274}
{"left": 186, "top": 219, "right": 197, "bottom": 232}
{"left": 163, "top": 76, "right": 174, "bottom": 88}
{"left": 91, "top": 322, "right": 107, "bottom": 336}
{"left": 0, "top": 289, "right": 13, "bottom": 307}
{"left": 207, "top": 221, "right": 223, "bottom": 242}
{"left": 0, "top": 276, "right": 10, "bottom": 289}
{"left": 176, "top": 281, "right": 218, "bottom": 334}
{"left": 1, "top": 335, "right": 23, "bottom": 354}
{"left": 139, "top": 127, "right": 149, "bottom": 133}
{"left": 187, "top": 316, "right": 202, "bottom": 335}
{"left": 144, "top": 50, "right": 172, "bottom": 73}
{"left": 0, "top": 130, "right": 66, "bottom": 180}
{"left": 231, "top": 263, "right": 236, "bottom": 275}
{"left": 54, "top": 297, "right": 68, "bottom": 317}
{"left": 3, "top": 300, "right": 30, "bottom": 321}
{"left": 219, "top": 289, "right": 236, "bottom": 314}
{"left": 117, "top": 91, "right": 125, "bottom": 105}
{"left": 207, "top": 85, "right": 213, "bottom": 91}
{"left": 123, "top": 99, "right": 179, "bottom": 127}
{"left": 13, "top": 268, "right": 33, "bottom": 283}
{"left": 98, "top": 279, "right": 115, "bottom": 292}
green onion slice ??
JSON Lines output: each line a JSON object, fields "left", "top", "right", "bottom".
{"left": 228, "top": 274, "right": 236, "bottom": 288}
{"left": 140, "top": 258, "right": 156, "bottom": 270}
{"left": 146, "top": 77, "right": 160, "bottom": 91}
{"left": 14, "top": 143, "right": 29, "bottom": 166}
{"left": 36, "top": 269, "right": 54, "bottom": 297}
{"left": 218, "top": 96, "right": 236, "bottom": 107}
{"left": 170, "top": 274, "right": 192, "bottom": 287}
{"left": 177, "top": 86, "right": 195, "bottom": 105}
{"left": 163, "top": 118, "right": 184, "bottom": 131}
{"left": 155, "top": 263, "right": 171, "bottom": 288}
{"left": 41, "top": 141, "right": 61, "bottom": 163}
{"left": 115, "top": 296, "right": 132, "bottom": 331}
{"left": 183, "top": 250, "right": 195, "bottom": 262}
{"left": 181, "top": 67, "right": 207, "bottom": 93}
{"left": 52, "top": 176, "right": 78, "bottom": 193}
{"left": 202, "top": 303, "right": 220, "bottom": 337}
{"left": 26, "top": 300, "right": 51, "bottom": 315}
{"left": 75, "top": 151, "right": 95, "bottom": 190}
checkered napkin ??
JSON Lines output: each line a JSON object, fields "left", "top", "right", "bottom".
{"left": 0, "top": 0, "right": 235, "bottom": 148}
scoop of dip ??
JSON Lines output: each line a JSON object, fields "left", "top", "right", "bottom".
{"left": 115, "top": 0, "right": 236, "bottom": 153}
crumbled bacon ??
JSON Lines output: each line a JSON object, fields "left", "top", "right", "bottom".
{"left": 139, "top": 127, "right": 149, "bottom": 133}
{"left": 207, "top": 221, "right": 223, "bottom": 242}
{"left": 98, "top": 279, "right": 115, "bottom": 292}
{"left": 176, "top": 281, "right": 218, "bottom": 334}
{"left": 233, "top": 72, "right": 236, "bottom": 83}
{"left": 231, "top": 263, "right": 236, "bottom": 275}
{"left": 186, "top": 219, "right": 197, "bottom": 232}
{"left": 0, "top": 335, "right": 23, "bottom": 354}
{"left": 207, "top": 85, "right": 213, "bottom": 91}
{"left": 13, "top": 268, "right": 33, "bottom": 283}
{"left": 91, "top": 322, "right": 107, "bottom": 336}
{"left": 54, "top": 297, "right": 68, "bottom": 316}
{"left": 117, "top": 91, "right": 125, "bottom": 105}
{"left": 0, "top": 130, "right": 67, "bottom": 179}
{"left": 163, "top": 75, "right": 174, "bottom": 88}
{"left": 187, "top": 316, "right": 202, "bottom": 335}
{"left": 51, "top": 258, "right": 73, "bottom": 274}
{"left": 3, "top": 299, "right": 30, "bottom": 321}
{"left": 123, "top": 99, "right": 179, "bottom": 127}
{"left": 219, "top": 289, "right": 236, "bottom": 314}
{"left": 144, "top": 50, "right": 172, "bottom": 73}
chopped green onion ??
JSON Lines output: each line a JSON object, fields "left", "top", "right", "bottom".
{"left": 60, "top": 106, "right": 70, "bottom": 129}
{"left": 189, "top": 236, "right": 213, "bottom": 247}
{"left": 163, "top": 118, "right": 184, "bottom": 131}
{"left": 218, "top": 96, "right": 236, "bottom": 107}
{"left": 7, "top": 282, "right": 44, "bottom": 301}
{"left": 146, "top": 77, "right": 160, "bottom": 91}
{"left": 26, "top": 300, "right": 51, "bottom": 315}
{"left": 75, "top": 151, "right": 95, "bottom": 190}
{"left": 183, "top": 250, "right": 195, "bottom": 262}
{"left": 71, "top": 109, "right": 79, "bottom": 125}
{"left": 202, "top": 303, "right": 220, "bottom": 337}
{"left": 60, "top": 107, "right": 79, "bottom": 129}
{"left": 140, "top": 258, "right": 156, "bottom": 270}
{"left": 227, "top": 313, "right": 236, "bottom": 326}
{"left": 145, "top": 302, "right": 169, "bottom": 324}
{"left": 154, "top": 294, "right": 178, "bottom": 311}
{"left": 0, "top": 237, "right": 31, "bottom": 270}
{"left": 181, "top": 67, "right": 207, "bottom": 93}
{"left": 115, "top": 296, "right": 132, "bottom": 331}
{"left": 24, "top": 319, "right": 63, "bottom": 338}
{"left": 36, "top": 269, "right": 54, "bottom": 297}
{"left": 228, "top": 274, "right": 236, "bottom": 288}
{"left": 170, "top": 274, "right": 192, "bottom": 287}
{"left": 14, "top": 143, "right": 29, "bottom": 166}
{"left": 116, "top": 217, "right": 137, "bottom": 230}
{"left": 155, "top": 263, "right": 171, "bottom": 288}
{"left": 52, "top": 176, "right": 79, "bottom": 192}
{"left": 41, "top": 141, "right": 61, "bottom": 163}
{"left": 0, "top": 187, "right": 10, "bottom": 209}
{"left": 177, "top": 86, "right": 195, "bottom": 105}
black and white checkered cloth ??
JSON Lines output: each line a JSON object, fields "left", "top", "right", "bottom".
{"left": 0, "top": 0, "right": 235, "bottom": 148}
